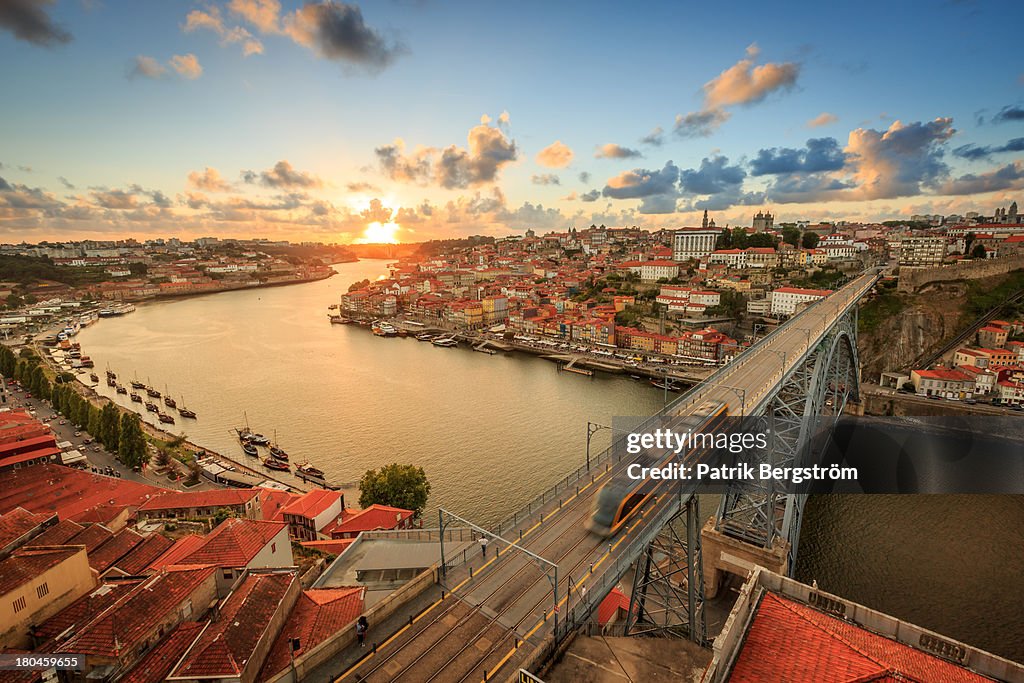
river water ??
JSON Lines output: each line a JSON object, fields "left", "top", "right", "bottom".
{"left": 75, "top": 259, "right": 1023, "bottom": 662}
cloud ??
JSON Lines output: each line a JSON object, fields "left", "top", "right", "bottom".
{"left": 674, "top": 109, "right": 731, "bottom": 138}
{"left": 953, "top": 137, "right": 1024, "bottom": 161}
{"left": 187, "top": 167, "right": 232, "bottom": 192}
{"left": 170, "top": 54, "right": 203, "bottom": 80}
{"left": 376, "top": 120, "right": 518, "bottom": 189}
{"left": 346, "top": 181, "right": 380, "bottom": 192}
{"left": 228, "top": 0, "right": 282, "bottom": 34}
{"left": 578, "top": 171, "right": 591, "bottom": 184}
{"left": 845, "top": 118, "right": 955, "bottom": 199}
{"left": 360, "top": 197, "right": 393, "bottom": 223}
{"left": 283, "top": 1, "right": 406, "bottom": 70}
{"left": 580, "top": 189, "right": 601, "bottom": 202}
{"left": 184, "top": 7, "right": 263, "bottom": 57}
{"left": 992, "top": 105, "right": 1024, "bottom": 124}
{"left": 535, "top": 141, "right": 574, "bottom": 169}
{"left": 57, "top": 176, "right": 74, "bottom": 190}
{"left": 0, "top": 0, "right": 71, "bottom": 47}
{"left": 531, "top": 174, "right": 560, "bottom": 185}
{"left": 936, "top": 161, "right": 1024, "bottom": 196}
{"left": 675, "top": 44, "right": 799, "bottom": 138}
{"left": 244, "top": 160, "right": 324, "bottom": 188}
{"left": 678, "top": 156, "right": 745, "bottom": 195}
{"left": 129, "top": 56, "right": 168, "bottom": 80}
{"left": 603, "top": 161, "right": 680, "bottom": 199}
{"left": 638, "top": 195, "right": 678, "bottom": 214}
{"left": 640, "top": 127, "right": 664, "bottom": 146}
{"left": 807, "top": 112, "right": 838, "bottom": 128}
{"left": 595, "top": 144, "right": 642, "bottom": 159}
{"left": 750, "top": 138, "right": 847, "bottom": 175}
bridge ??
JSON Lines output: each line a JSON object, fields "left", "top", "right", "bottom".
{"left": 335, "top": 269, "right": 880, "bottom": 683}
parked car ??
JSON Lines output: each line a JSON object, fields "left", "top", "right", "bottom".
{"left": 83, "top": 438, "right": 92, "bottom": 445}
{"left": 74, "top": 431, "right": 81, "bottom": 437}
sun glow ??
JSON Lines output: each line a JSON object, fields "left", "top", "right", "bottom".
{"left": 357, "top": 221, "right": 401, "bottom": 244}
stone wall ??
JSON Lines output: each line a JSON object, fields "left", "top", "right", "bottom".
{"left": 898, "top": 255, "right": 1024, "bottom": 292}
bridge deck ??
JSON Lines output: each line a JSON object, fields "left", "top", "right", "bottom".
{"left": 333, "top": 271, "right": 880, "bottom": 683}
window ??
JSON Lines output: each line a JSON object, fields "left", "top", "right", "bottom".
{"left": 13, "top": 596, "right": 26, "bottom": 613}
{"left": 222, "top": 569, "right": 233, "bottom": 580}
{"left": 271, "top": 542, "right": 276, "bottom": 554}
{"left": 35, "top": 583, "right": 49, "bottom": 599}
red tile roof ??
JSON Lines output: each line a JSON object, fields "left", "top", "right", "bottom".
{"left": 0, "top": 463, "right": 165, "bottom": 520}
{"left": 33, "top": 579, "right": 145, "bottom": 644}
{"left": 728, "top": 592, "right": 994, "bottom": 683}
{"left": 328, "top": 505, "right": 414, "bottom": 538}
{"left": 88, "top": 527, "right": 144, "bottom": 573}
{"left": 113, "top": 533, "right": 175, "bottom": 576}
{"left": 65, "top": 523, "right": 114, "bottom": 553}
{"left": 148, "top": 534, "right": 206, "bottom": 571}
{"left": 179, "top": 518, "right": 287, "bottom": 568}
{"left": 25, "top": 518, "right": 85, "bottom": 547}
{"left": 281, "top": 489, "right": 342, "bottom": 520}
{"left": 171, "top": 572, "right": 296, "bottom": 679}
{"left": 258, "top": 488, "right": 298, "bottom": 523}
{"left": 0, "top": 546, "right": 85, "bottom": 596}
{"left": 258, "top": 587, "right": 364, "bottom": 681}
{"left": 597, "top": 587, "right": 630, "bottom": 626}
{"left": 118, "top": 621, "right": 206, "bottom": 683}
{"left": 57, "top": 565, "right": 217, "bottom": 657}
{"left": 136, "top": 487, "right": 260, "bottom": 512}
{"left": 0, "top": 507, "right": 54, "bottom": 551}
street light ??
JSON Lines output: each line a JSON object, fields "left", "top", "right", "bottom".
{"left": 586, "top": 421, "right": 610, "bottom": 471}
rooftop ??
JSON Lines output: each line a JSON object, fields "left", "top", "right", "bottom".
{"left": 117, "top": 621, "right": 206, "bottom": 683}
{"left": 0, "top": 463, "right": 165, "bottom": 521}
{"left": 0, "top": 507, "right": 54, "bottom": 551}
{"left": 178, "top": 518, "right": 287, "bottom": 568}
{"left": 136, "top": 487, "right": 260, "bottom": 512}
{"left": 0, "top": 545, "right": 85, "bottom": 596}
{"left": 33, "top": 578, "right": 145, "bottom": 644}
{"left": 170, "top": 572, "right": 296, "bottom": 680}
{"left": 112, "top": 532, "right": 175, "bottom": 576}
{"left": 281, "top": 488, "right": 343, "bottom": 520}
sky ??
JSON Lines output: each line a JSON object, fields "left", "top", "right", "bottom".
{"left": 1, "top": 0, "right": 1023, "bottom": 244}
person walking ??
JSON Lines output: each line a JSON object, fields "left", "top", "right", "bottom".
{"left": 355, "top": 616, "right": 368, "bottom": 647}
{"left": 479, "top": 535, "right": 489, "bottom": 558}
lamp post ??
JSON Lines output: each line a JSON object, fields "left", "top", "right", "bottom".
{"left": 586, "top": 422, "right": 611, "bottom": 471}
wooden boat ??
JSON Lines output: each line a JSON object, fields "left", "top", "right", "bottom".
{"left": 242, "top": 443, "right": 259, "bottom": 457}
{"left": 158, "top": 413, "right": 175, "bottom": 424}
{"left": 130, "top": 393, "right": 142, "bottom": 403}
{"left": 263, "top": 457, "right": 289, "bottom": 471}
{"left": 116, "top": 385, "right": 127, "bottom": 395}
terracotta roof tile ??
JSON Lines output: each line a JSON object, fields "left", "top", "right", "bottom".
{"left": 258, "top": 587, "right": 364, "bottom": 681}
{"left": 0, "top": 463, "right": 165, "bottom": 521}
{"left": 118, "top": 621, "right": 206, "bottom": 683}
{"left": 33, "top": 579, "right": 145, "bottom": 644}
{"left": 0, "top": 507, "right": 54, "bottom": 550}
{"left": 329, "top": 505, "right": 415, "bottom": 538}
{"left": 25, "top": 519, "right": 85, "bottom": 547}
{"left": 728, "top": 592, "right": 994, "bottom": 683}
{"left": 113, "top": 533, "right": 175, "bottom": 576}
{"left": 88, "top": 527, "right": 144, "bottom": 573}
{"left": 0, "top": 546, "right": 84, "bottom": 596}
{"left": 137, "top": 488, "right": 260, "bottom": 512}
{"left": 171, "top": 572, "right": 297, "bottom": 679}
{"left": 148, "top": 534, "right": 206, "bottom": 571}
{"left": 65, "top": 523, "right": 114, "bottom": 553}
{"left": 179, "top": 519, "right": 287, "bottom": 568}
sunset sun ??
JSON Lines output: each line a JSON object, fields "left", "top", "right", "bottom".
{"left": 358, "top": 220, "right": 401, "bottom": 244}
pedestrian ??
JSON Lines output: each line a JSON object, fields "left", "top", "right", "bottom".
{"left": 479, "top": 535, "right": 489, "bottom": 558}
{"left": 355, "top": 615, "right": 368, "bottom": 647}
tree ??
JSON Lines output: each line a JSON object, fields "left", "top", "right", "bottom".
{"left": 118, "top": 413, "right": 148, "bottom": 469}
{"left": 715, "top": 228, "right": 733, "bottom": 250}
{"left": 358, "top": 463, "right": 431, "bottom": 518}
{"left": 971, "top": 244, "right": 987, "bottom": 259}
{"left": 801, "top": 232, "right": 820, "bottom": 249}
{"left": 87, "top": 405, "right": 102, "bottom": 438}
{"left": 782, "top": 226, "right": 801, "bottom": 246}
{"left": 100, "top": 403, "right": 120, "bottom": 450}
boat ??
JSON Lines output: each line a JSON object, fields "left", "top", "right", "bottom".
{"left": 130, "top": 378, "right": 145, "bottom": 389}
{"left": 130, "top": 392, "right": 142, "bottom": 403}
{"left": 263, "top": 457, "right": 289, "bottom": 472}
{"left": 164, "top": 393, "right": 176, "bottom": 408}
{"left": 106, "top": 377, "right": 117, "bottom": 388}
{"left": 242, "top": 443, "right": 259, "bottom": 457}
{"left": 158, "top": 413, "right": 175, "bottom": 424}
{"left": 116, "top": 385, "right": 127, "bottom": 395}
{"left": 415, "top": 333, "right": 436, "bottom": 342}
{"left": 89, "top": 373, "right": 99, "bottom": 383}
{"left": 145, "top": 402, "right": 158, "bottom": 412}
{"left": 179, "top": 406, "right": 197, "bottom": 419}
{"left": 146, "top": 385, "right": 161, "bottom": 398}
{"left": 296, "top": 462, "right": 325, "bottom": 478}
{"left": 80, "top": 357, "right": 95, "bottom": 368}
{"left": 329, "top": 315, "right": 351, "bottom": 325}
{"left": 105, "top": 368, "right": 116, "bottom": 380}
{"left": 328, "top": 304, "right": 338, "bottom": 310}
{"left": 249, "top": 433, "right": 270, "bottom": 446}
{"left": 432, "top": 337, "right": 458, "bottom": 348}
{"left": 269, "top": 447, "right": 289, "bottom": 462}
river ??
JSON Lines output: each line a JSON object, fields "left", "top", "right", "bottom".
{"left": 75, "top": 260, "right": 1023, "bottom": 662}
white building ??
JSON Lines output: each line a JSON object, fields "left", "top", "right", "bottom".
{"left": 673, "top": 228, "right": 720, "bottom": 262}
{"left": 769, "top": 287, "right": 832, "bottom": 316}
{"left": 898, "top": 237, "right": 946, "bottom": 266}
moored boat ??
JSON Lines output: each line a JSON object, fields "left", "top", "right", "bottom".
{"left": 296, "top": 462, "right": 325, "bottom": 478}
{"left": 415, "top": 333, "right": 436, "bottom": 341}
{"left": 179, "top": 406, "right": 197, "bottom": 419}
{"left": 107, "top": 377, "right": 117, "bottom": 387}
{"left": 242, "top": 442, "right": 259, "bottom": 457}
{"left": 90, "top": 373, "right": 99, "bottom": 383}
{"left": 158, "top": 413, "right": 175, "bottom": 424}
{"left": 269, "top": 447, "right": 289, "bottom": 462}
{"left": 130, "top": 392, "right": 142, "bottom": 403}
{"left": 431, "top": 337, "right": 458, "bottom": 348}
{"left": 146, "top": 386, "right": 161, "bottom": 398}
{"left": 145, "top": 402, "right": 158, "bottom": 412}
{"left": 263, "top": 457, "right": 289, "bottom": 471}
{"left": 116, "top": 385, "right": 127, "bottom": 395}
{"left": 650, "top": 379, "right": 680, "bottom": 391}
{"left": 131, "top": 379, "right": 145, "bottom": 389}
{"left": 164, "top": 395, "right": 176, "bottom": 408}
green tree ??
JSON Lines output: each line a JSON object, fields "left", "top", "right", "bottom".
{"left": 781, "top": 226, "right": 801, "bottom": 246}
{"left": 87, "top": 405, "right": 102, "bottom": 439}
{"left": 118, "top": 413, "right": 148, "bottom": 468}
{"left": 358, "top": 463, "right": 431, "bottom": 518}
{"left": 801, "top": 232, "right": 820, "bottom": 249}
{"left": 971, "top": 244, "right": 987, "bottom": 259}
{"left": 714, "top": 228, "right": 733, "bottom": 250}
{"left": 100, "top": 403, "right": 121, "bottom": 450}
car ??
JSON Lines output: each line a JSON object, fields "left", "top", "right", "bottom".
{"left": 59, "top": 420, "right": 66, "bottom": 425}
{"left": 25, "top": 393, "right": 31, "bottom": 398}
{"left": 928, "top": 395, "right": 942, "bottom": 400}
{"left": 74, "top": 431, "right": 81, "bottom": 437}
{"left": 93, "top": 446, "right": 101, "bottom": 452}
{"left": 965, "top": 399, "right": 977, "bottom": 405}
{"left": 1013, "top": 405, "right": 1024, "bottom": 412}
{"left": 83, "top": 438, "right": 92, "bottom": 445}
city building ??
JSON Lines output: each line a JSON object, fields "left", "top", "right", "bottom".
{"left": 135, "top": 488, "right": 263, "bottom": 522}
{"left": 673, "top": 228, "right": 720, "bottom": 262}
{"left": 898, "top": 236, "right": 947, "bottom": 266}
{"left": 769, "top": 287, "right": 832, "bottom": 316}
{"left": 752, "top": 210, "right": 774, "bottom": 232}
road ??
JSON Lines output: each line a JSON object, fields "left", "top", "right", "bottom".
{"left": 333, "top": 271, "right": 882, "bottom": 682}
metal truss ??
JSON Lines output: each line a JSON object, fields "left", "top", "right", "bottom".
{"left": 624, "top": 494, "right": 706, "bottom": 644}
{"left": 715, "top": 307, "right": 861, "bottom": 574}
